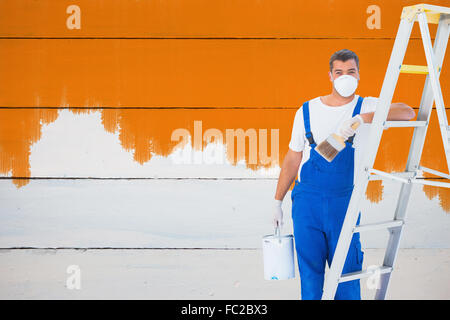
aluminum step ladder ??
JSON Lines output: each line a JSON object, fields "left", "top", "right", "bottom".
{"left": 322, "top": 3, "right": 450, "bottom": 300}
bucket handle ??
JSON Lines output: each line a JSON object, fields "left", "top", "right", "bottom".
{"left": 274, "top": 225, "right": 282, "bottom": 244}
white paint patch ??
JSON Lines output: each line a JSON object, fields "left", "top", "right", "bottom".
{"left": 28, "top": 109, "right": 278, "bottom": 178}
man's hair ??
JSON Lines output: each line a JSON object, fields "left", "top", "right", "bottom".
{"left": 329, "top": 49, "right": 359, "bottom": 72}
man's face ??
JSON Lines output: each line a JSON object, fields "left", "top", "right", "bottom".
{"left": 328, "top": 59, "right": 360, "bottom": 82}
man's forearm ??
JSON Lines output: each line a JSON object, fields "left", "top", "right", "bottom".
{"left": 360, "top": 103, "right": 415, "bottom": 123}
{"left": 275, "top": 151, "right": 302, "bottom": 201}
{"left": 275, "top": 167, "right": 297, "bottom": 201}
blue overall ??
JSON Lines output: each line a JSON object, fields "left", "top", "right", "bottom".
{"left": 290, "top": 96, "right": 365, "bottom": 300}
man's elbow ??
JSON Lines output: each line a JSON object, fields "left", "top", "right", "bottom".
{"left": 403, "top": 104, "right": 416, "bottom": 120}
{"left": 391, "top": 103, "right": 416, "bottom": 120}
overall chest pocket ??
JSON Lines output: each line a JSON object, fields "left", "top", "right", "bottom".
{"left": 310, "top": 146, "right": 354, "bottom": 174}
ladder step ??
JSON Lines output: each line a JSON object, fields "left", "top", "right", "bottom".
{"left": 384, "top": 120, "right": 427, "bottom": 128}
{"left": 419, "top": 165, "right": 450, "bottom": 179}
{"left": 420, "top": 12, "right": 441, "bottom": 25}
{"left": 410, "top": 178, "right": 450, "bottom": 189}
{"left": 339, "top": 266, "right": 393, "bottom": 283}
{"left": 400, "top": 64, "right": 428, "bottom": 74}
{"left": 353, "top": 220, "right": 404, "bottom": 233}
{"left": 402, "top": 4, "right": 450, "bottom": 24}
{"left": 368, "top": 169, "right": 415, "bottom": 182}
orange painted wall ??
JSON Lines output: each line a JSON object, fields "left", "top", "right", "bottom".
{"left": 0, "top": 0, "right": 442, "bottom": 38}
{"left": 0, "top": 1, "right": 449, "bottom": 209}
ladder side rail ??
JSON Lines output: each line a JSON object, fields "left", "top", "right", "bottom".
{"left": 375, "top": 14, "right": 450, "bottom": 300}
{"left": 321, "top": 17, "right": 415, "bottom": 300}
{"left": 413, "top": 178, "right": 450, "bottom": 188}
{"left": 374, "top": 182, "right": 413, "bottom": 299}
{"left": 405, "top": 14, "right": 449, "bottom": 171}
{"left": 418, "top": 13, "right": 450, "bottom": 170}
{"left": 420, "top": 4, "right": 450, "bottom": 15}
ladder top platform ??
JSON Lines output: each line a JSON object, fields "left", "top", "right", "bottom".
{"left": 402, "top": 3, "right": 450, "bottom": 23}
{"left": 403, "top": 3, "right": 450, "bottom": 15}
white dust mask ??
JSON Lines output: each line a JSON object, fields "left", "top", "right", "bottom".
{"left": 333, "top": 75, "right": 358, "bottom": 97}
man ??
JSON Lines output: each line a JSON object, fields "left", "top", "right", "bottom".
{"left": 273, "top": 49, "right": 415, "bottom": 300}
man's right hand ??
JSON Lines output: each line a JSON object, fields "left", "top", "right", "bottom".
{"left": 338, "top": 114, "right": 363, "bottom": 139}
{"left": 273, "top": 199, "right": 284, "bottom": 229}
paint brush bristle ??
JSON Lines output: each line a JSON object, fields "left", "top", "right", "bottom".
{"left": 316, "top": 122, "right": 361, "bottom": 162}
{"left": 316, "top": 134, "right": 346, "bottom": 162}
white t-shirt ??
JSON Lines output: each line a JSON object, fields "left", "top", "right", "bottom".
{"left": 288, "top": 95, "right": 380, "bottom": 183}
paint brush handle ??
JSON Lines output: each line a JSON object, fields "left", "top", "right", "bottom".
{"left": 351, "top": 121, "right": 361, "bottom": 130}
{"left": 336, "top": 121, "right": 360, "bottom": 141}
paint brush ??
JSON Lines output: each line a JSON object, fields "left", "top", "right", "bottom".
{"left": 316, "top": 122, "right": 360, "bottom": 162}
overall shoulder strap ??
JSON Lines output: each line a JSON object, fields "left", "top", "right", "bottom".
{"left": 352, "top": 96, "right": 364, "bottom": 117}
{"left": 302, "top": 101, "right": 316, "bottom": 148}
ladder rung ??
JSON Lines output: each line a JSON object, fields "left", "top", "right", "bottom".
{"left": 411, "top": 178, "right": 450, "bottom": 189}
{"left": 418, "top": 166, "right": 450, "bottom": 179}
{"left": 353, "top": 220, "right": 404, "bottom": 233}
{"left": 413, "top": 12, "right": 442, "bottom": 24}
{"left": 418, "top": 4, "right": 450, "bottom": 15}
{"left": 422, "top": 12, "right": 441, "bottom": 24}
{"left": 368, "top": 169, "right": 415, "bottom": 182}
{"left": 400, "top": 64, "right": 429, "bottom": 74}
{"left": 339, "top": 266, "right": 393, "bottom": 283}
{"left": 384, "top": 120, "right": 427, "bottom": 128}
{"left": 402, "top": 4, "right": 450, "bottom": 24}
{"left": 369, "top": 169, "right": 450, "bottom": 188}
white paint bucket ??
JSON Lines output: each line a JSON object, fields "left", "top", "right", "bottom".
{"left": 262, "top": 227, "right": 295, "bottom": 280}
